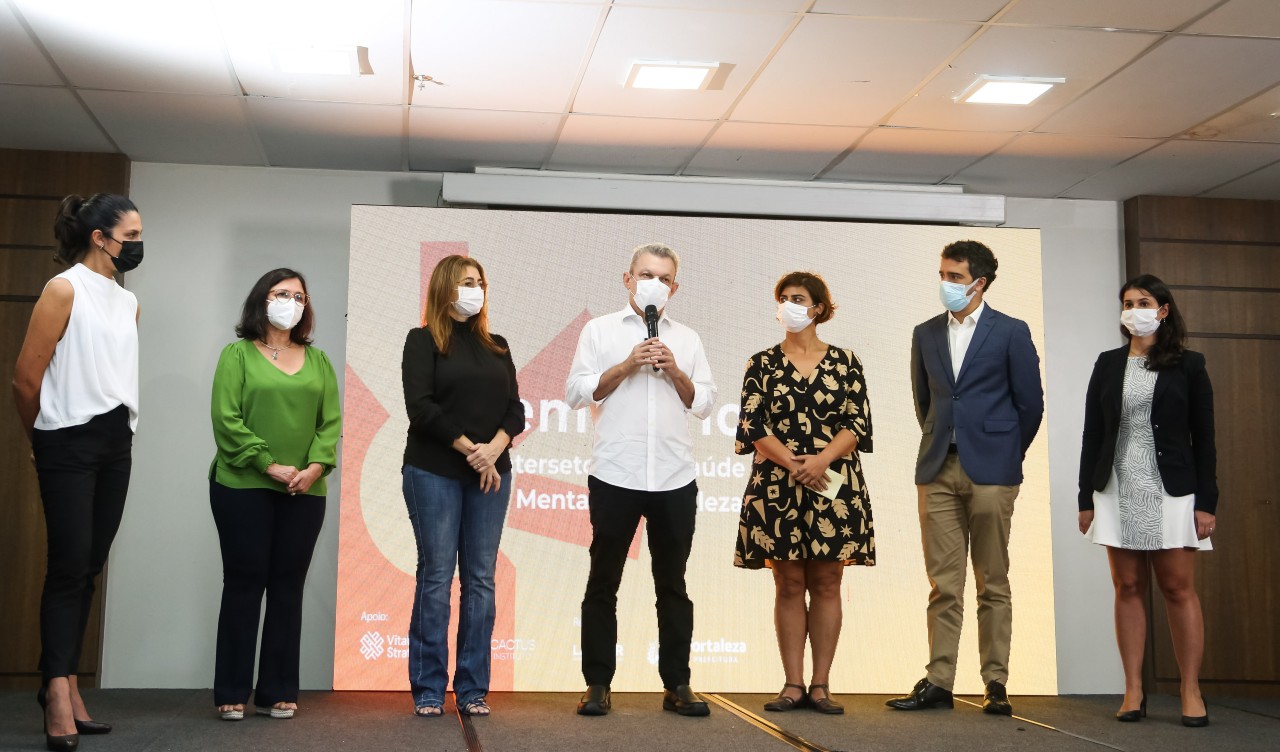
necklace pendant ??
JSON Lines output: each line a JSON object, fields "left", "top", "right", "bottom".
{"left": 272, "top": 351, "right": 278, "bottom": 360}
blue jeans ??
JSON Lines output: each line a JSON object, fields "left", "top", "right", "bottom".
{"left": 403, "top": 465, "right": 511, "bottom": 709}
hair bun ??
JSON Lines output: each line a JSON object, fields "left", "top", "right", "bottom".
{"left": 58, "top": 194, "right": 85, "bottom": 218}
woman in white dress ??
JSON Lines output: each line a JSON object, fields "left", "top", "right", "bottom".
{"left": 1078, "top": 274, "right": 1216, "bottom": 728}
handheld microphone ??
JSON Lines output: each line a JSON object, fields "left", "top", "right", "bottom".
{"left": 644, "top": 305, "right": 659, "bottom": 372}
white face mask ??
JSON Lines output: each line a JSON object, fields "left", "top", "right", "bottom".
{"left": 776, "top": 301, "right": 816, "bottom": 333}
{"left": 266, "top": 298, "right": 304, "bottom": 331}
{"left": 1121, "top": 308, "right": 1161, "bottom": 337}
{"left": 453, "top": 285, "right": 484, "bottom": 318}
{"left": 632, "top": 277, "right": 670, "bottom": 311}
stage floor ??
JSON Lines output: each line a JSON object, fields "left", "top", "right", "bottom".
{"left": 2, "top": 690, "right": 1277, "bottom": 751}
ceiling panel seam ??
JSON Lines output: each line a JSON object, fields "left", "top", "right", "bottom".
{"left": 810, "top": 0, "right": 1020, "bottom": 181}
{"left": 543, "top": 2, "right": 615, "bottom": 169}
{"left": 5, "top": 0, "right": 122, "bottom": 154}
{"left": 1196, "top": 156, "right": 1280, "bottom": 197}
{"left": 674, "top": 0, "right": 816, "bottom": 177}
{"left": 208, "top": 0, "right": 269, "bottom": 167}
{"left": 1023, "top": 0, "right": 1235, "bottom": 140}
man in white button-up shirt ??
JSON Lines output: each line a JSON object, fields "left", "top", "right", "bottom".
{"left": 565, "top": 243, "right": 717, "bottom": 718}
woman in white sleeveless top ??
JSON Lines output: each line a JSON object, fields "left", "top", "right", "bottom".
{"left": 12, "top": 193, "right": 143, "bottom": 752}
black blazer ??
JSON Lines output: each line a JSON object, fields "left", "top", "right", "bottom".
{"left": 1077, "top": 346, "right": 1218, "bottom": 513}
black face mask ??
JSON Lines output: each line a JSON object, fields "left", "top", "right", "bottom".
{"left": 103, "top": 235, "right": 144, "bottom": 272}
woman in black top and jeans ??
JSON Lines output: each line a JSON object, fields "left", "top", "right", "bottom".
{"left": 401, "top": 254, "right": 523, "bottom": 718}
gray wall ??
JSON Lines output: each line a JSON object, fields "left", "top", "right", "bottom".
{"left": 104, "top": 162, "right": 1123, "bottom": 694}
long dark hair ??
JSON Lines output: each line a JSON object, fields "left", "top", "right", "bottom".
{"left": 235, "top": 268, "right": 315, "bottom": 345}
{"left": 53, "top": 193, "right": 138, "bottom": 265}
{"left": 1120, "top": 274, "right": 1186, "bottom": 370}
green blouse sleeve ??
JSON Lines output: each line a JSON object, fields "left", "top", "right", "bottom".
{"left": 211, "top": 342, "right": 275, "bottom": 474}
{"left": 306, "top": 348, "right": 343, "bottom": 476}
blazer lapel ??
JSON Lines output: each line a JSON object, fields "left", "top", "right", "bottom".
{"left": 1152, "top": 360, "right": 1172, "bottom": 405}
{"left": 955, "top": 308, "right": 997, "bottom": 385}
{"left": 929, "top": 314, "right": 955, "bottom": 386}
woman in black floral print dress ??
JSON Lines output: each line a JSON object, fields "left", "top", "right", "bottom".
{"left": 733, "top": 271, "right": 874, "bottom": 716}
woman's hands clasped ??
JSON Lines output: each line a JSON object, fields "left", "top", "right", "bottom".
{"left": 791, "top": 455, "right": 832, "bottom": 493}
{"left": 467, "top": 437, "right": 509, "bottom": 494}
{"left": 266, "top": 462, "right": 323, "bottom": 495}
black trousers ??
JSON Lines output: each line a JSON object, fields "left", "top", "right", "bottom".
{"left": 581, "top": 476, "right": 697, "bottom": 689}
{"left": 32, "top": 405, "right": 132, "bottom": 683}
{"left": 209, "top": 481, "right": 325, "bottom": 707}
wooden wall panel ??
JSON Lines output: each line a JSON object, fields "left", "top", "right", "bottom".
{"left": 0, "top": 150, "right": 130, "bottom": 197}
{"left": 0, "top": 249, "right": 62, "bottom": 298}
{"left": 0, "top": 198, "right": 62, "bottom": 248}
{"left": 1176, "top": 290, "right": 1280, "bottom": 337}
{"left": 0, "top": 149, "right": 128, "bottom": 690}
{"left": 1130, "top": 195, "right": 1280, "bottom": 243}
{"left": 1138, "top": 243, "right": 1280, "bottom": 289}
{"left": 1127, "top": 194, "right": 1280, "bottom": 699}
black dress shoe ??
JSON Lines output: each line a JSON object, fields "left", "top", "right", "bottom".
{"left": 982, "top": 681, "right": 1013, "bottom": 716}
{"left": 1115, "top": 693, "right": 1146, "bottom": 722}
{"left": 886, "top": 677, "right": 953, "bottom": 710}
{"left": 73, "top": 719, "right": 111, "bottom": 735}
{"left": 1182, "top": 695, "right": 1209, "bottom": 728}
{"left": 37, "top": 686, "right": 80, "bottom": 751}
{"left": 662, "top": 685, "right": 710, "bottom": 717}
{"left": 576, "top": 685, "right": 611, "bottom": 716}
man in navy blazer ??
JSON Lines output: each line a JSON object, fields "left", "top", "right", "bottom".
{"left": 888, "top": 240, "right": 1044, "bottom": 717}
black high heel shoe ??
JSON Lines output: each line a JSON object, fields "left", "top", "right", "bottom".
{"left": 36, "top": 687, "right": 80, "bottom": 751}
{"left": 1115, "top": 693, "right": 1146, "bottom": 722}
{"left": 1182, "top": 695, "right": 1209, "bottom": 728}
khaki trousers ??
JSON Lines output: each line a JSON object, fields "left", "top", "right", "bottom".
{"left": 917, "top": 454, "right": 1019, "bottom": 691}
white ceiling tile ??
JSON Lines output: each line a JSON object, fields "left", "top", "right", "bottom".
{"left": 733, "top": 15, "right": 979, "bottom": 126}
{"left": 408, "top": 108, "right": 563, "bottom": 171}
{"left": 812, "top": 0, "right": 1009, "bottom": 22}
{"left": 246, "top": 98, "right": 404, "bottom": 171}
{"left": 823, "top": 127, "right": 1013, "bottom": 182}
{"left": 684, "top": 122, "right": 865, "bottom": 178}
{"left": 1188, "top": 0, "right": 1280, "bottom": 39}
{"left": 1038, "top": 35, "right": 1280, "bottom": 138}
{"left": 217, "top": 0, "right": 407, "bottom": 105}
{"left": 625, "top": 0, "right": 810, "bottom": 10}
{"left": 1201, "top": 159, "right": 1280, "bottom": 199}
{"left": 80, "top": 91, "right": 261, "bottom": 166}
{"left": 0, "top": 85, "right": 115, "bottom": 151}
{"left": 999, "top": 0, "right": 1222, "bottom": 32}
{"left": 1061, "top": 139, "right": 1280, "bottom": 200}
{"left": 890, "top": 26, "right": 1158, "bottom": 131}
{"left": 0, "top": 1, "right": 61, "bottom": 85}
{"left": 573, "top": 6, "right": 794, "bottom": 120}
{"left": 1186, "top": 82, "right": 1280, "bottom": 143}
{"left": 410, "top": 0, "right": 601, "bottom": 112}
{"left": 952, "top": 133, "right": 1160, "bottom": 198}
{"left": 14, "top": 0, "right": 238, "bottom": 95}
{"left": 547, "top": 115, "right": 715, "bottom": 173}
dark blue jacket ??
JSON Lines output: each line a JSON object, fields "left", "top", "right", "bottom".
{"left": 911, "top": 306, "right": 1044, "bottom": 486}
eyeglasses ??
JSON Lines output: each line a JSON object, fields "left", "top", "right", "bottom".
{"left": 268, "top": 289, "right": 309, "bottom": 305}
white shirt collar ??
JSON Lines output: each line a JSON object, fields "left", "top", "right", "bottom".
{"left": 948, "top": 300, "right": 985, "bottom": 328}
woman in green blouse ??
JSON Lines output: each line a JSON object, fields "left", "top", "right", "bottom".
{"left": 208, "top": 268, "right": 341, "bottom": 721}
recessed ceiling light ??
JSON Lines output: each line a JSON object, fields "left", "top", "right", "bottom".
{"left": 272, "top": 45, "right": 368, "bottom": 76}
{"left": 626, "top": 61, "right": 719, "bottom": 90}
{"left": 958, "top": 75, "right": 1065, "bottom": 105}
